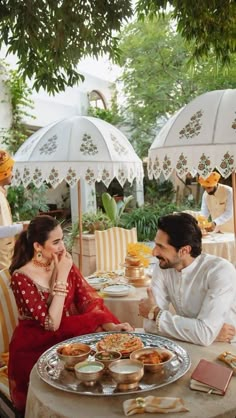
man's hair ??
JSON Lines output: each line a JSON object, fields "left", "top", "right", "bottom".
{"left": 157, "top": 213, "right": 202, "bottom": 257}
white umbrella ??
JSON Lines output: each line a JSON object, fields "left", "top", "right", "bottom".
{"left": 13, "top": 115, "right": 144, "bottom": 268}
{"left": 148, "top": 89, "right": 236, "bottom": 232}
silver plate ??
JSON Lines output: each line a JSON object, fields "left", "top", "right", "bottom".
{"left": 37, "top": 332, "right": 191, "bottom": 396}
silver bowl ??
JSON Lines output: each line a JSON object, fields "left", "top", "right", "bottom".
{"left": 130, "top": 347, "right": 175, "bottom": 374}
{"left": 74, "top": 360, "right": 104, "bottom": 386}
{"left": 108, "top": 359, "right": 144, "bottom": 391}
{"left": 57, "top": 343, "right": 91, "bottom": 370}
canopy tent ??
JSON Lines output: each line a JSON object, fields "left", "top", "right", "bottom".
{"left": 13, "top": 115, "right": 144, "bottom": 268}
{"left": 148, "top": 89, "right": 236, "bottom": 233}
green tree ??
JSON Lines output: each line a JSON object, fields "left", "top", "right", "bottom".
{"left": 136, "top": 0, "right": 236, "bottom": 64}
{"left": 0, "top": 60, "right": 35, "bottom": 154}
{"left": 0, "top": 1, "right": 234, "bottom": 95}
{"left": 118, "top": 16, "right": 236, "bottom": 158}
{"left": 0, "top": 0, "right": 132, "bottom": 94}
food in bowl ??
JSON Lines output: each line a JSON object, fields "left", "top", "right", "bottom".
{"left": 108, "top": 359, "right": 144, "bottom": 390}
{"left": 94, "top": 350, "right": 121, "bottom": 371}
{"left": 57, "top": 343, "right": 91, "bottom": 369}
{"left": 96, "top": 333, "right": 144, "bottom": 356}
{"left": 74, "top": 360, "right": 104, "bottom": 386}
{"left": 130, "top": 347, "right": 175, "bottom": 373}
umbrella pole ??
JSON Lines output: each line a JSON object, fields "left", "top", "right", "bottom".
{"left": 232, "top": 172, "right": 236, "bottom": 238}
{"left": 77, "top": 180, "right": 83, "bottom": 271}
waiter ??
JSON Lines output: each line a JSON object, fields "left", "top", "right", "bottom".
{"left": 0, "top": 149, "right": 24, "bottom": 269}
{"left": 198, "top": 171, "right": 233, "bottom": 233}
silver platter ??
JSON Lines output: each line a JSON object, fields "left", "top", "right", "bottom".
{"left": 37, "top": 332, "right": 191, "bottom": 396}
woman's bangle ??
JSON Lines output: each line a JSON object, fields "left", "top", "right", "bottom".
{"left": 52, "top": 290, "right": 68, "bottom": 296}
{"left": 155, "top": 310, "right": 163, "bottom": 333}
{"left": 53, "top": 286, "right": 68, "bottom": 292}
{"left": 55, "top": 281, "right": 68, "bottom": 287}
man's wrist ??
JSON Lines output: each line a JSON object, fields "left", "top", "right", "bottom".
{"left": 148, "top": 305, "right": 160, "bottom": 320}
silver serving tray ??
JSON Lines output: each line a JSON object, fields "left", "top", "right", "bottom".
{"left": 37, "top": 332, "right": 191, "bottom": 396}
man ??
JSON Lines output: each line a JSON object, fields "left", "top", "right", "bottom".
{"left": 139, "top": 213, "right": 236, "bottom": 346}
{"left": 0, "top": 149, "right": 24, "bottom": 269}
{"left": 198, "top": 171, "right": 233, "bottom": 233}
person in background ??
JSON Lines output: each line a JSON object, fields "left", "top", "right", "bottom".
{"left": 8, "top": 215, "right": 133, "bottom": 415}
{"left": 139, "top": 213, "right": 236, "bottom": 346}
{"left": 0, "top": 149, "right": 25, "bottom": 269}
{"left": 198, "top": 171, "right": 233, "bottom": 233}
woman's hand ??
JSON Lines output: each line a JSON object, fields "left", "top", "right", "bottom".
{"left": 102, "top": 322, "right": 134, "bottom": 332}
{"left": 53, "top": 250, "right": 73, "bottom": 282}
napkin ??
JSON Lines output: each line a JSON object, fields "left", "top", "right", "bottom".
{"left": 218, "top": 351, "right": 236, "bottom": 374}
{"left": 123, "top": 396, "right": 189, "bottom": 416}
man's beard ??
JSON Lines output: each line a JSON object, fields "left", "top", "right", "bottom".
{"left": 157, "top": 257, "right": 176, "bottom": 269}
{"left": 207, "top": 186, "right": 217, "bottom": 195}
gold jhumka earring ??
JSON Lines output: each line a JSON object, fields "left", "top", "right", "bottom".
{"left": 32, "top": 251, "right": 51, "bottom": 271}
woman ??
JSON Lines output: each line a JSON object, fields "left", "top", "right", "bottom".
{"left": 8, "top": 215, "right": 133, "bottom": 415}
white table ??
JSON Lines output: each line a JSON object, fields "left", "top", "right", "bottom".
{"left": 25, "top": 338, "right": 236, "bottom": 418}
{"left": 202, "top": 233, "right": 236, "bottom": 265}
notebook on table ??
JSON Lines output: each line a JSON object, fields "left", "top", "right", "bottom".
{"left": 190, "top": 359, "right": 233, "bottom": 395}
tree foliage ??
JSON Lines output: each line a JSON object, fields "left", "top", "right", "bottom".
{"left": 118, "top": 15, "right": 236, "bottom": 158}
{"left": 0, "top": 60, "right": 35, "bottom": 153}
{"left": 0, "top": 1, "right": 234, "bottom": 95}
{"left": 0, "top": 0, "right": 132, "bottom": 94}
{"left": 136, "top": 0, "right": 236, "bottom": 64}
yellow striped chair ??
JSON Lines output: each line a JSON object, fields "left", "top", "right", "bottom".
{"left": 0, "top": 269, "right": 19, "bottom": 418}
{"left": 95, "top": 227, "right": 137, "bottom": 272}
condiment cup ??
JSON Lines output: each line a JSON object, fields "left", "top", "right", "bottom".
{"left": 74, "top": 360, "right": 104, "bottom": 386}
{"left": 108, "top": 359, "right": 144, "bottom": 391}
{"left": 130, "top": 347, "right": 175, "bottom": 374}
{"left": 94, "top": 350, "right": 122, "bottom": 372}
{"left": 57, "top": 343, "right": 91, "bottom": 370}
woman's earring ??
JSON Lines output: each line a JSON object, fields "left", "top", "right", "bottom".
{"left": 37, "top": 251, "right": 42, "bottom": 260}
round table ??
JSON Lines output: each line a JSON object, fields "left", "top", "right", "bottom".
{"left": 103, "top": 286, "right": 146, "bottom": 328}
{"left": 25, "top": 338, "right": 236, "bottom": 418}
{"left": 202, "top": 233, "right": 236, "bottom": 265}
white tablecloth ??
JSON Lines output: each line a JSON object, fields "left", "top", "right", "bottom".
{"left": 103, "top": 286, "right": 146, "bottom": 327}
{"left": 202, "top": 233, "right": 236, "bottom": 265}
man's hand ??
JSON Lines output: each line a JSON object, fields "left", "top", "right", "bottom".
{"left": 138, "top": 288, "right": 159, "bottom": 319}
{"left": 215, "top": 323, "right": 236, "bottom": 342}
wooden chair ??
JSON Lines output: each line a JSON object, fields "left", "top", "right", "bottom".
{"left": 0, "top": 269, "right": 19, "bottom": 418}
{"left": 95, "top": 227, "right": 137, "bottom": 272}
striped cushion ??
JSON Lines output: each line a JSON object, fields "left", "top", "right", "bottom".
{"left": 95, "top": 227, "right": 137, "bottom": 272}
{"left": 0, "top": 269, "right": 18, "bottom": 354}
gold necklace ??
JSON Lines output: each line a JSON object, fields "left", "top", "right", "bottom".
{"left": 32, "top": 258, "right": 52, "bottom": 272}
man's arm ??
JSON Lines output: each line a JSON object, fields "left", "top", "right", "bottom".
{"left": 0, "top": 223, "right": 23, "bottom": 238}
{"left": 200, "top": 191, "right": 210, "bottom": 218}
{"left": 142, "top": 262, "right": 236, "bottom": 346}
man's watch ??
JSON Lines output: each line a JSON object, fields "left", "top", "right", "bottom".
{"left": 148, "top": 305, "right": 158, "bottom": 320}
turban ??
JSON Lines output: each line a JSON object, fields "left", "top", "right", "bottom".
{"left": 198, "top": 172, "right": 221, "bottom": 188}
{"left": 0, "top": 150, "right": 14, "bottom": 181}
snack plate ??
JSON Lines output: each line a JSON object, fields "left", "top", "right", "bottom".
{"left": 37, "top": 332, "right": 191, "bottom": 396}
{"left": 102, "top": 284, "right": 135, "bottom": 297}
{"left": 86, "top": 277, "right": 110, "bottom": 290}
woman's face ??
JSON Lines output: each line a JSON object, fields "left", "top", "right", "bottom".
{"left": 37, "top": 225, "right": 65, "bottom": 260}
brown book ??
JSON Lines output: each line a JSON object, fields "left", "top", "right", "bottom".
{"left": 190, "top": 359, "right": 233, "bottom": 395}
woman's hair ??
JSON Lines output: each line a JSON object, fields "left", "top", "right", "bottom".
{"left": 9, "top": 215, "right": 60, "bottom": 274}
{"left": 157, "top": 212, "right": 202, "bottom": 257}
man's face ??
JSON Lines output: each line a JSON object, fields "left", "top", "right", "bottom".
{"left": 204, "top": 186, "right": 217, "bottom": 195}
{"left": 152, "top": 229, "right": 182, "bottom": 270}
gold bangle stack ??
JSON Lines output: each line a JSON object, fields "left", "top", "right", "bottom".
{"left": 52, "top": 281, "right": 68, "bottom": 297}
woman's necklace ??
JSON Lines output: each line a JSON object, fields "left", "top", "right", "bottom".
{"left": 32, "top": 258, "right": 52, "bottom": 272}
